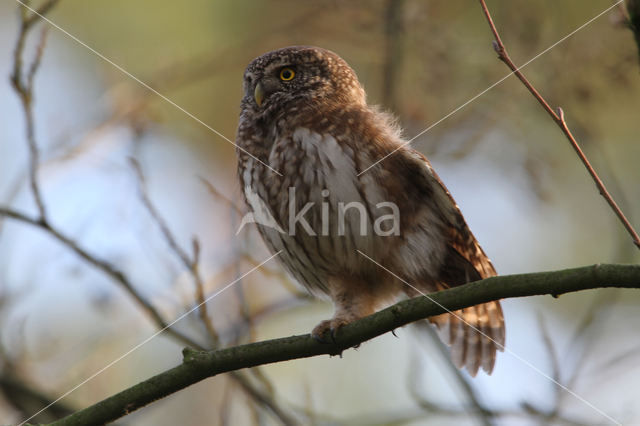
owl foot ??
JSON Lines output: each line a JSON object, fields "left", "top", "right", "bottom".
{"left": 311, "top": 316, "right": 355, "bottom": 343}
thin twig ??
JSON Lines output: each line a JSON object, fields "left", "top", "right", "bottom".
{"left": 230, "top": 372, "right": 297, "bottom": 426}
{"left": 229, "top": 258, "right": 278, "bottom": 398}
{"left": 199, "top": 176, "right": 243, "bottom": 216}
{"left": 557, "top": 290, "right": 619, "bottom": 412}
{"left": 413, "top": 322, "right": 494, "bottom": 426}
{"left": 538, "top": 313, "right": 562, "bottom": 420}
{"left": 477, "top": 0, "right": 640, "bottom": 250}
{"left": 130, "top": 158, "right": 220, "bottom": 344}
{"left": 219, "top": 377, "right": 233, "bottom": 426}
{"left": 10, "top": 1, "right": 58, "bottom": 220}
{"left": 0, "top": 206, "right": 201, "bottom": 349}
{"left": 190, "top": 238, "right": 221, "bottom": 343}
{"left": 130, "top": 161, "right": 297, "bottom": 423}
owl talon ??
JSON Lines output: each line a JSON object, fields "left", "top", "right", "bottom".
{"left": 312, "top": 317, "right": 352, "bottom": 343}
{"left": 311, "top": 319, "right": 333, "bottom": 343}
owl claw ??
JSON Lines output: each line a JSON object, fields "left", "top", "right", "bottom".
{"left": 311, "top": 320, "right": 333, "bottom": 343}
{"left": 311, "top": 318, "right": 349, "bottom": 343}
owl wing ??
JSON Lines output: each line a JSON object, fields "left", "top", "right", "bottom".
{"left": 395, "top": 148, "right": 505, "bottom": 376}
{"left": 395, "top": 148, "right": 496, "bottom": 280}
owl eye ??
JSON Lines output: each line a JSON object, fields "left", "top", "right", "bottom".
{"left": 279, "top": 67, "right": 295, "bottom": 81}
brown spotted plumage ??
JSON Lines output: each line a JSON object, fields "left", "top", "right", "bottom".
{"left": 236, "top": 46, "right": 504, "bottom": 376}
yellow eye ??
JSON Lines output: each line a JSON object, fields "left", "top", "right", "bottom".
{"left": 279, "top": 67, "right": 295, "bottom": 81}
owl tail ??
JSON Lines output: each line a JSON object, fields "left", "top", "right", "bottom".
{"left": 429, "top": 300, "right": 505, "bottom": 376}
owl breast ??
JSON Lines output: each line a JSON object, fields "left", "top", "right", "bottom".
{"left": 238, "top": 123, "right": 399, "bottom": 295}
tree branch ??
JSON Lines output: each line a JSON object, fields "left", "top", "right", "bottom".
{"left": 477, "top": 0, "right": 640, "bottom": 250}
{"left": 47, "top": 263, "right": 640, "bottom": 426}
{"left": 0, "top": 206, "right": 198, "bottom": 347}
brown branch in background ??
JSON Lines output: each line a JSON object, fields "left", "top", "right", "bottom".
{"left": 199, "top": 176, "right": 244, "bottom": 216}
{"left": 191, "top": 237, "right": 221, "bottom": 343}
{"left": 413, "top": 322, "right": 494, "bottom": 426}
{"left": 537, "top": 314, "right": 562, "bottom": 422}
{"left": 130, "top": 161, "right": 296, "bottom": 423}
{"left": 0, "top": 206, "right": 201, "bottom": 349}
{"left": 130, "top": 158, "right": 220, "bottom": 344}
{"left": 227, "top": 258, "right": 279, "bottom": 399}
{"left": 556, "top": 290, "right": 618, "bottom": 415}
{"left": 10, "top": 0, "right": 60, "bottom": 220}
{"left": 477, "top": 0, "right": 640, "bottom": 250}
{"left": 406, "top": 348, "right": 590, "bottom": 426}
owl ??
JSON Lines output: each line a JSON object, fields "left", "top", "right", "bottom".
{"left": 236, "top": 46, "right": 504, "bottom": 376}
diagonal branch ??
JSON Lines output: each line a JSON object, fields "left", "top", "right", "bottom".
{"left": 477, "top": 0, "right": 640, "bottom": 250}
{"left": 0, "top": 206, "right": 200, "bottom": 348}
{"left": 48, "top": 263, "right": 640, "bottom": 426}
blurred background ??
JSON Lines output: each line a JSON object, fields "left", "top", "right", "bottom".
{"left": 0, "top": 0, "right": 639, "bottom": 425}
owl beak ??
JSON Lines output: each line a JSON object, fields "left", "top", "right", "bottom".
{"left": 254, "top": 82, "right": 264, "bottom": 107}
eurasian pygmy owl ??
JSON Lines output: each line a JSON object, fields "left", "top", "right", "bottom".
{"left": 236, "top": 46, "right": 504, "bottom": 376}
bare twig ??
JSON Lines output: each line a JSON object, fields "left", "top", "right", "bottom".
{"left": 0, "top": 206, "right": 202, "bottom": 349}
{"left": 199, "top": 176, "right": 243, "bottom": 216}
{"left": 190, "top": 238, "right": 221, "bottom": 343}
{"left": 413, "top": 322, "right": 494, "bottom": 426}
{"left": 231, "top": 372, "right": 297, "bottom": 426}
{"left": 538, "top": 313, "right": 562, "bottom": 420}
{"left": 227, "top": 258, "right": 278, "bottom": 398}
{"left": 10, "top": 0, "right": 59, "bottom": 220}
{"left": 240, "top": 253, "right": 310, "bottom": 298}
{"left": 130, "top": 158, "right": 220, "bottom": 344}
{"left": 130, "top": 160, "right": 297, "bottom": 423}
{"left": 557, "top": 290, "right": 619, "bottom": 413}
{"left": 231, "top": 265, "right": 254, "bottom": 343}
{"left": 477, "top": 0, "right": 640, "bottom": 250}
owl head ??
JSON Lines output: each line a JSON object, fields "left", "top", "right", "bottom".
{"left": 241, "top": 46, "right": 366, "bottom": 117}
